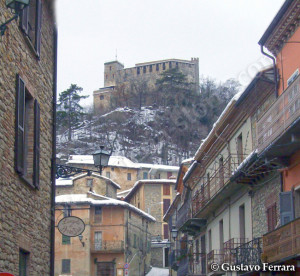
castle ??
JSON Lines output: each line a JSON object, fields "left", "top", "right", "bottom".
{"left": 93, "top": 58, "right": 199, "bottom": 113}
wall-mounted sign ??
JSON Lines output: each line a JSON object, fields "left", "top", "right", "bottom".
{"left": 58, "top": 216, "right": 85, "bottom": 237}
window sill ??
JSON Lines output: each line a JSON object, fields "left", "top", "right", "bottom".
{"left": 20, "top": 174, "right": 38, "bottom": 190}
{"left": 20, "top": 29, "right": 40, "bottom": 60}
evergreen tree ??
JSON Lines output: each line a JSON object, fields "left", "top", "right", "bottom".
{"left": 57, "top": 84, "right": 88, "bottom": 141}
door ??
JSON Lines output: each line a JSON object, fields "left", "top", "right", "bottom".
{"left": 97, "top": 262, "right": 115, "bottom": 276}
{"left": 95, "top": 231, "right": 102, "bottom": 250}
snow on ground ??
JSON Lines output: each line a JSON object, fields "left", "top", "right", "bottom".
{"left": 146, "top": 267, "right": 169, "bottom": 276}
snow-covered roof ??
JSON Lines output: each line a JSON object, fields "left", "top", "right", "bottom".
{"left": 67, "top": 155, "right": 179, "bottom": 171}
{"left": 117, "top": 188, "right": 132, "bottom": 197}
{"left": 56, "top": 172, "right": 121, "bottom": 189}
{"left": 56, "top": 193, "right": 156, "bottom": 222}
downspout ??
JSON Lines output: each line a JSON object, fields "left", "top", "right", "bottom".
{"left": 260, "top": 45, "right": 278, "bottom": 97}
{"left": 50, "top": 25, "right": 58, "bottom": 276}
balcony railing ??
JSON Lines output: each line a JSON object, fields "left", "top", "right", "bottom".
{"left": 235, "top": 238, "right": 262, "bottom": 266}
{"left": 263, "top": 217, "right": 300, "bottom": 263}
{"left": 190, "top": 253, "right": 206, "bottom": 275}
{"left": 207, "top": 250, "right": 224, "bottom": 273}
{"left": 257, "top": 74, "right": 300, "bottom": 153}
{"left": 192, "top": 154, "right": 241, "bottom": 216}
{"left": 91, "top": 240, "right": 124, "bottom": 252}
{"left": 176, "top": 197, "right": 192, "bottom": 229}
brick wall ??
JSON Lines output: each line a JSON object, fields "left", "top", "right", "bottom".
{"left": 0, "top": 0, "right": 55, "bottom": 275}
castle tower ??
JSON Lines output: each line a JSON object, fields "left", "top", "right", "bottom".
{"left": 104, "top": 61, "right": 124, "bottom": 87}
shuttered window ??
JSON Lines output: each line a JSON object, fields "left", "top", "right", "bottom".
{"left": 163, "top": 184, "right": 170, "bottom": 195}
{"left": 163, "top": 224, "right": 169, "bottom": 239}
{"left": 62, "top": 235, "right": 70, "bottom": 245}
{"left": 163, "top": 199, "right": 170, "bottom": 214}
{"left": 15, "top": 75, "right": 40, "bottom": 188}
{"left": 280, "top": 191, "right": 294, "bottom": 225}
{"left": 267, "top": 204, "right": 277, "bottom": 232}
{"left": 20, "top": 0, "right": 42, "bottom": 57}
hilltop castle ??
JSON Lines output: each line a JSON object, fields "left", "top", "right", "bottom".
{"left": 93, "top": 58, "right": 199, "bottom": 113}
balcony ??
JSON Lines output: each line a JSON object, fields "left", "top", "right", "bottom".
{"left": 91, "top": 240, "right": 125, "bottom": 253}
{"left": 190, "top": 253, "right": 206, "bottom": 276}
{"left": 192, "top": 155, "right": 244, "bottom": 218}
{"left": 263, "top": 217, "right": 300, "bottom": 263}
{"left": 207, "top": 250, "right": 224, "bottom": 274}
{"left": 235, "top": 238, "right": 262, "bottom": 266}
{"left": 257, "top": 74, "right": 300, "bottom": 156}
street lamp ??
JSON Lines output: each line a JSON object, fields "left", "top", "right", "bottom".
{"left": 92, "top": 146, "right": 111, "bottom": 175}
{"left": 1, "top": 0, "right": 30, "bottom": 36}
{"left": 171, "top": 227, "right": 178, "bottom": 241}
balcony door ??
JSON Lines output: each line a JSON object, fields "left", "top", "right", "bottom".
{"left": 95, "top": 231, "right": 102, "bottom": 250}
{"left": 97, "top": 262, "right": 114, "bottom": 276}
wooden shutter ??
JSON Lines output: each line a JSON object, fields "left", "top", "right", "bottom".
{"left": 33, "top": 100, "right": 40, "bottom": 188}
{"left": 267, "top": 204, "right": 277, "bottom": 232}
{"left": 163, "top": 199, "right": 170, "bottom": 214}
{"left": 62, "top": 235, "right": 70, "bottom": 244}
{"left": 163, "top": 183, "right": 170, "bottom": 195}
{"left": 35, "top": 0, "right": 42, "bottom": 57}
{"left": 15, "top": 75, "right": 25, "bottom": 174}
{"left": 20, "top": 6, "right": 29, "bottom": 34}
{"left": 280, "top": 191, "right": 294, "bottom": 226}
{"left": 62, "top": 259, "right": 70, "bottom": 273}
{"left": 163, "top": 224, "right": 169, "bottom": 239}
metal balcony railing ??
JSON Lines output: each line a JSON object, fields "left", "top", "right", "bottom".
{"left": 190, "top": 253, "right": 206, "bottom": 275}
{"left": 263, "top": 217, "right": 300, "bottom": 263}
{"left": 176, "top": 197, "right": 192, "bottom": 229}
{"left": 192, "top": 154, "right": 241, "bottom": 216}
{"left": 91, "top": 240, "right": 124, "bottom": 252}
{"left": 257, "top": 74, "right": 300, "bottom": 153}
{"left": 207, "top": 250, "right": 224, "bottom": 273}
{"left": 235, "top": 238, "right": 262, "bottom": 266}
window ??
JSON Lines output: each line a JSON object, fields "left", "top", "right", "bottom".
{"left": 62, "top": 259, "right": 71, "bottom": 274}
{"left": 158, "top": 173, "right": 161, "bottom": 179}
{"left": 20, "top": 0, "right": 42, "bottom": 57}
{"left": 176, "top": 62, "right": 178, "bottom": 68}
{"left": 95, "top": 206, "right": 102, "bottom": 223}
{"left": 137, "top": 67, "right": 140, "bottom": 75}
{"left": 237, "top": 133, "right": 243, "bottom": 163}
{"left": 219, "top": 157, "right": 224, "bottom": 186}
{"left": 239, "top": 204, "right": 245, "bottom": 240}
{"left": 167, "top": 172, "right": 172, "bottom": 179}
{"left": 169, "top": 61, "right": 172, "bottom": 68}
{"left": 267, "top": 204, "right": 277, "bottom": 232}
{"left": 100, "top": 95, "right": 104, "bottom": 100}
{"left": 163, "top": 199, "right": 170, "bottom": 214}
{"left": 143, "top": 172, "right": 148, "bottom": 179}
{"left": 62, "top": 235, "right": 70, "bottom": 245}
{"left": 156, "top": 64, "right": 159, "bottom": 71}
{"left": 127, "top": 173, "right": 131, "bottom": 180}
{"left": 19, "top": 249, "right": 29, "bottom": 276}
{"left": 163, "top": 63, "right": 166, "bottom": 70}
{"left": 110, "top": 66, "right": 112, "bottom": 71}
{"left": 106, "top": 171, "right": 110, "bottom": 178}
{"left": 134, "top": 234, "right": 137, "bottom": 248}
{"left": 163, "top": 184, "right": 170, "bottom": 195}
{"left": 111, "top": 167, "right": 114, "bottom": 171}
{"left": 208, "top": 229, "right": 212, "bottom": 252}
{"left": 219, "top": 220, "right": 224, "bottom": 251}
{"left": 143, "top": 66, "right": 146, "bottom": 73}
{"left": 94, "top": 232, "right": 102, "bottom": 250}
{"left": 149, "top": 65, "right": 152, "bottom": 72}
{"left": 15, "top": 75, "right": 40, "bottom": 188}
{"left": 163, "top": 224, "right": 169, "bottom": 239}
{"left": 86, "top": 178, "right": 93, "bottom": 188}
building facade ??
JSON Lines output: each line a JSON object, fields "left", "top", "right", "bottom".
{"left": 93, "top": 58, "right": 199, "bottom": 113}
{"left": 124, "top": 179, "right": 176, "bottom": 268}
{"left": 0, "top": 0, "right": 56, "bottom": 275}
{"left": 55, "top": 174, "right": 155, "bottom": 276}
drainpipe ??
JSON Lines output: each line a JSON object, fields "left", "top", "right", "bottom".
{"left": 50, "top": 25, "right": 58, "bottom": 276}
{"left": 260, "top": 45, "right": 278, "bottom": 97}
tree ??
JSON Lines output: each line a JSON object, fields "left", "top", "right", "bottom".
{"left": 57, "top": 84, "right": 88, "bottom": 141}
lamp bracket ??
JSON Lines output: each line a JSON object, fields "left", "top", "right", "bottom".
{"left": 56, "top": 164, "right": 98, "bottom": 179}
{"left": 0, "top": 13, "right": 18, "bottom": 36}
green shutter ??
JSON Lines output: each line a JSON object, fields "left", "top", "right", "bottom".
{"left": 62, "top": 235, "right": 70, "bottom": 245}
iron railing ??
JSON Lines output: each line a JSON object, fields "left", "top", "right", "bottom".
{"left": 207, "top": 250, "right": 224, "bottom": 273}
{"left": 235, "top": 238, "right": 262, "bottom": 266}
{"left": 192, "top": 154, "right": 241, "bottom": 216}
{"left": 263, "top": 217, "right": 300, "bottom": 263}
{"left": 91, "top": 240, "right": 124, "bottom": 252}
{"left": 257, "top": 74, "right": 300, "bottom": 153}
{"left": 176, "top": 197, "right": 192, "bottom": 229}
{"left": 190, "top": 253, "right": 206, "bottom": 275}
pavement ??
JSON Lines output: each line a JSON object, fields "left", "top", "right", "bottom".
{"left": 146, "top": 266, "right": 169, "bottom": 276}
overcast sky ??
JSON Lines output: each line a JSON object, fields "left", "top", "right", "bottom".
{"left": 55, "top": 0, "right": 284, "bottom": 106}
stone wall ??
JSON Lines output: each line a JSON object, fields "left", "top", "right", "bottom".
{"left": 252, "top": 173, "right": 281, "bottom": 238}
{"left": 0, "top": 1, "right": 55, "bottom": 275}
{"left": 150, "top": 247, "right": 164, "bottom": 267}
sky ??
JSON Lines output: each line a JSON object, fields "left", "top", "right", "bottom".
{"left": 55, "top": 0, "right": 285, "bottom": 106}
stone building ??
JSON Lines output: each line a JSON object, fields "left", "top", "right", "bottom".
{"left": 67, "top": 155, "right": 179, "bottom": 191}
{"left": 0, "top": 0, "right": 56, "bottom": 275}
{"left": 124, "top": 179, "right": 176, "bottom": 268}
{"left": 93, "top": 58, "right": 199, "bottom": 113}
{"left": 55, "top": 174, "right": 155, "bottom": 276}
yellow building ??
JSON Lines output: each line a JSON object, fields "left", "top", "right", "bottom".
{"left": 55, "top": 173, "right": 155, "bottom": 276}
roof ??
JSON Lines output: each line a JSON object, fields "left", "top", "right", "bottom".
{"left": 67, "top": 155, "right": 179, "bottom": 171}
{"left": 56, "top": 172, "right": 121, "bottom": 189}
{"left": 135, "top": 58, "right": 197, "bottom": 67}
{"left": 258, "top": 0, "right": 294, "bottom": 46}
{"left": 56, "top": 192, "right": 156, "bottom": 222}
{"left": 124, "top": 179, "right": 176, "bottom": 201}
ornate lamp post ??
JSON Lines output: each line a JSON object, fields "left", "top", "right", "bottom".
{"left": 1, "top": 0, "right": 30, "bottom": 36}
{"left": 92, "top": 146, "right": 111, "bottom": 175}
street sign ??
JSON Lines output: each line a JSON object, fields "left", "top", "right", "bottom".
{"left": 0, "top": 273, "right": 15, "bottom": 276}
{"left": 57, "top": 216, "right": 85, "bottom": 237}
{"left": 124, "top": 269, "right": 129, "bottom": 276}
{"left": 124, "top": 263, "right": 129, "bottom": 269}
